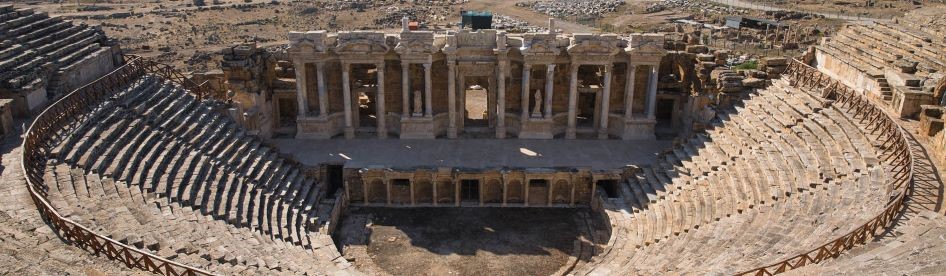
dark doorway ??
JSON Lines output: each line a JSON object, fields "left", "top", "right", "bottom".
{"left": 277, "top": 98, "right": 297, "bottom": 128}
{"left": 326, "top": 165, "right": 344, "bottom": 197}
{"left": 577, "top": 92, "right": 596, "bottom": 127}
{"left": 528, "top": 179, "right": 549, "bottom": 206}
{"left": 656, "top": 98, "right": 674, "bottom": 122}
{"left": 655, "top": 98, "right": 675, "bottom": 140}
{"left": 598, "top": 180, "right": 620, "bottom": 198}
{"left": 460, "top": 180, "right": 480, "bottom": 202}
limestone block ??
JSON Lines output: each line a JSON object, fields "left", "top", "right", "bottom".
{"left": 685, "top": 45, "right": 708, "bottom": 54}
{"left": 742, "top": 78, "right": 767, "bottom": 88}
{"left": 761, "top": 57, "right": 787, "bottom": 67}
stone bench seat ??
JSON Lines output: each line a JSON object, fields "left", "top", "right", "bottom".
{"left": 42, "top": 164, "right": 345, "bottom": 274}
{"left": 39, "top": 73, "right": 346, "bottom": 273}
{"left": 580, "top": 76, "right": 895, "bottom": 275}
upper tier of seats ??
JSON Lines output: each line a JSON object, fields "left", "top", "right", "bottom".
{"left": 42, "top": 74, "right": 353, "bottom": 274}
{"left": 578, "top": 76, "right": 899, "bottom": 275}
{"left": 819, "top": 21, "right": 946, "bottom": 78}
{"left": 0, "top": 5, "right": 111, "bottom": 91}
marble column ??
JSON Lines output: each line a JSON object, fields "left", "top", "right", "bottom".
{"left": 401, "top": 62, "right": 410, "bottom": 116}
{"left": 496, "top": 61, "right": 507, "bottom": 139}
{"left": 598, "top": 65, "right": 613, "bottom": 139}
{"left": 423, "top": 63, "right": 433, "bottom": 118}
{"left": 376, "top": 61, "right": 387, "bottom": 138}
{"left": 544, "top": 64, "right": 555, "bottom": 119}
{"left": 521, "top": 63, "right": 531, "bottom": 121}
{"left": 566, "top": 64, "right": 579, "bottom": 139}
{"left": 447, "top": 60, "right": 458, "bottom": 138}
{"left": 342, "top": 62, "right": 354, "bottom": 138}
{"left": 624, "top": 63, "right": 637, "bottom": 120}
{"left": 293, "top": 60, "right": 309, "bottom": 116}
{"left": 646, "top": 65, "right": 658, "bottom": 119}
{"left": 316, "top": 62, "right": 328, "bottom": 117}
{"left": 432, "top": 180, "right": 438, "bottom": 206}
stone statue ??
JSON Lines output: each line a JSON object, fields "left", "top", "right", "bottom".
{"left": 413, "top": 90, "right": 423, "bottom": 116}
{"left": 532, "top": 89, "right": 543, "bottom": 118}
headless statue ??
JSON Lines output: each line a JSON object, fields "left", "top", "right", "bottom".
{"left": 532, "top": 89, "right": 543, "bottom": 118}
{"left": 413, "top": 90, "right": 424, "bottom": 116}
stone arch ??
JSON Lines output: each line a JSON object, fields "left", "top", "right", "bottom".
{"left": 436, "top": 179, "right": 454, "bottom": 204}
{"left": 484, "top": 179, "right": 503, "bottom": 204}
{"left": 506, "top": 180, "right": 524, "bottom": 204}
{"left": 390, "top": 179, "right": 411, "bottom": 205}
{"left": 415, "top": 179, "right": 434, "bottom": 204}
{"left": 552, "top": 179, "right": 571, "bottom": 204}
{"left": 367, "top": 178, "right": 387, "bottom": 204}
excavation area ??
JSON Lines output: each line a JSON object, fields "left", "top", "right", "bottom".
{"left": 335, "top": 207, "right": 603, "bottom": 276}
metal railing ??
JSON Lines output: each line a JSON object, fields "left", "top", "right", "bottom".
{"left": 737, "top": 59, "right": 913, "bottom": 275}
{"left": 21, "top": 57, "right": 214, "bottom": 276}
{"left": 123, "top": 55, "right": 214, "bottom": 101}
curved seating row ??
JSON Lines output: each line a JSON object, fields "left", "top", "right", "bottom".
{"left": 42, "top": 74, "right": 352, "bottom": 274}
{"left": 580, "top": 77, "right": 897, "bottom": 274}
{"left": 0, "top": 5, "right": 111, "bottom": 91}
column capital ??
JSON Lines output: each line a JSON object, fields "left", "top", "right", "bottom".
{"left": 315, "top": 61, "right": 325, "bottom": 68}
{"left": 422, "top": 63, "right": 432, "bottom": 69}
{"left": 341, "top": 62, "right": 351, "bottom": 71}
{"left": 524, "top": 63, "right": 533, "bottom": 70}
{"left": 546, "top": 64, "right": 556, "bottom": 71}
{"left": 376, "top": 61, "right": 385, "bottom": 69}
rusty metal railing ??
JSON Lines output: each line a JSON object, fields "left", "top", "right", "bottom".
{"left": 737, "top": 59, "right": 913, "bottom": 275}
{"left": 21, "top": 57, "right": 214, "bottom": 275}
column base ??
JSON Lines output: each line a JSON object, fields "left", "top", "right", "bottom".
{"left": 447, "top": 126, "right": 458, "bottom": 139}
{"left": 565, "top": 127, "right": 577, "bottom": 139}
{"left": 295, "top": 115, "right": 342, "bottom": 139}
{"left": 400, "top": 116, "right": 435, "bottom": 139}
{"left": 518, "top": 118, "right": 554, "bottom": 139}
{"left": 344, "top": 126, "right": 355, "bottom": 139}
{"left": 621, "top": 117, "right": 657, "bottom": 140}
{"left": 597, "top": 129, "right": 610, "bottom": 139}
{"left": 496, "top": 126, "right": 506, "bottom": 139}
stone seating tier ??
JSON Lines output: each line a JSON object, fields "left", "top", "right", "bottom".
{"left": 0, "top": 7, "right": 109, "bottom": 90}
{"left": 42, "top": 75, "right": 352, "bottom": 274}
{"left": 578, "top": 77, "right": 895, "bottom": 275}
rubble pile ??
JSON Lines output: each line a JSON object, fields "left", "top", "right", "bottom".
{"left": 492, "top": 14, "right": 546, "bottom": 33}
{"left": 660, "top": 0, "right": 752, "bottom": 15}
{"left": 515, "top": 0, "right": 624, "bottom": 19}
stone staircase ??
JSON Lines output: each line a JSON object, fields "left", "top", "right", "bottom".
{"left": 40, "top": 74, "right": 353, "bottom": 274}
{"left": 580, "top": 77, "right": 897, "bottom": 275}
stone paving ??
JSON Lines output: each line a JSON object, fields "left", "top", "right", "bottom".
{"left": 272, "top": 138, "right": 671, "bottom": 170}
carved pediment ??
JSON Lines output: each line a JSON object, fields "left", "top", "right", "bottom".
{"left": 395, "top": 31, "right": 435, "bottom": 55}
{"left": 626, "top": 33, "right": 668, "bottom": 56}
{"left": 288, "top": 31, "right": 328, "bottom": 53}
{"left": 567, "top": 34, "right": 621, "bottom": 56}
{"left": 455, "top": 29, "right": 498, "bottom": 49}
{"left": 335, "top": 32, "right": 389, "bottom": 54}
{"left": 520, "top": 33, "right": 561, "bottom": 56}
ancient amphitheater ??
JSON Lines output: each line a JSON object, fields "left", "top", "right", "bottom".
{"left": 1, "top": 3, "right": 945, "bottom": 275}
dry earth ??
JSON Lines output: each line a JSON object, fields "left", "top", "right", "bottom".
{"left": 336, "top": 207, "right": 595, "bottom": 276}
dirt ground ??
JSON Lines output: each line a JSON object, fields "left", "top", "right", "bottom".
{"left": 335, "top": 207, "right": 595, "bottom": 276}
